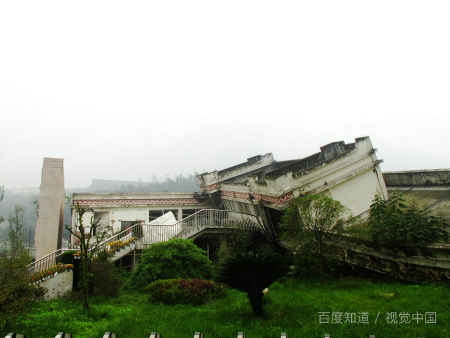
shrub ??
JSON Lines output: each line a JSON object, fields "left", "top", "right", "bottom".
{"left": 89, "top": 261, "right": 121, "bottom": 297}
{"left": 57, "top": 251, "right": 78, "bottom": 265}
{"left": 0, "top": 279, "right": 46, "bottom": 329}
{"left": 131, "top": 238, "right": 215, "bottom": 290}
{"left": 89, "top": 249, "right": 121, "bottom": 297}
{"left": 368, "top": 193, "right": 450, "bottom": 246}
{"left": 146, "top": 279, "right": 228, "bottom": 305}
{"left": 292, "top": 243, "right": 346, "bottom": 278}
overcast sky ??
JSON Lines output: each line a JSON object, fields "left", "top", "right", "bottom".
{"left": 1, "top": 1, "right": 449, "bottom": 190}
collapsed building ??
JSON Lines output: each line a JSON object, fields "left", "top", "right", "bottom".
{"left": 32, "top": 136, "right": 450, "bottom": 284}
{"left": 66, "top": 136, "right": 387, "bottom": 265}
{"left": 197, "top": 136, "right": 387, "bottom": 239}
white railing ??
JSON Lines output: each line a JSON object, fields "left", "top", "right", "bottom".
{"left": 177, "top": 209, "right": 261, "bottom": 233}
{"left": 27, "top": 209, "right": 263, "bottom": 277}
{"left": 26, "top": 249, "right": 80, "bottom": 278}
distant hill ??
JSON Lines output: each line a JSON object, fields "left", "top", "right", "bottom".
{"left": 88, "top": 174, "right": 200, "bottom": 193}
{"left": 91, "top": 179, "right": 152, "bottom": 191}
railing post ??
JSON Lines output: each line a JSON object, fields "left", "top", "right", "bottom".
{"left": 55, "top": 333, "right": 73, "bottom": 338}
{"left": 102, "top": 332, "right": 117, "bottom": 338}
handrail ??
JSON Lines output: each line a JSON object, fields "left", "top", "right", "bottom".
{"left": 26, "top": 249, "right": 80, "bottom": 278}
{"left": 27, "top": 209, "right": 264, "bottom": 277}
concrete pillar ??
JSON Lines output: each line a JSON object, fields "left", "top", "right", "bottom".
{"left": 34, "top": 158, "right": 65, "bottom": 261}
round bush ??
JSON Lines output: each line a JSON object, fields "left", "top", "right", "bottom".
{"left": 131, "top": 238, "right": 215, "bottom": 290}
{"left": 146, "top": 278, "right": 228, "bottom": 305}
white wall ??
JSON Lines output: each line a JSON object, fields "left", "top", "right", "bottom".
{"left": 39, "top": 270, "right": 73, "bottom": 301}
{"left": 330, "top": 169, "right": 381, "bottom": 217}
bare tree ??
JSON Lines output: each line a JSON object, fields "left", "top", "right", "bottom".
{"left": 64, "top": 203, "right": 111, "bottom": 309}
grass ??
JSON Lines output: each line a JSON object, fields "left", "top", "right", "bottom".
{"left": 2, "top": 277, "right": 449, "bottom": 338}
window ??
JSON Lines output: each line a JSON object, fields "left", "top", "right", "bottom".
{"left": 149, "top": 210, "right": 164, "bottom": 222}
{"left": 182, "top": 209, "right": 200, "bottom": 219}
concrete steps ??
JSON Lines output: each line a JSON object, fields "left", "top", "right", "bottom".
{"left": 109, "top": 243, "right": 136, "bottom": 262}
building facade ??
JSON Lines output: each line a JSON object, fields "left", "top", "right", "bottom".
{"left": 69, "top": 136, "right": 389, "bottom": 246}
{"left": 70, "top": 192, "right": 210, "bottom": 248}
{"left": 197, "top": 136, "right": 388, "bottom": 237}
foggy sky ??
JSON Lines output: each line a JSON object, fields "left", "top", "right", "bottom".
{"left": 1, "top": 1, "right": 450, "bottom": 190}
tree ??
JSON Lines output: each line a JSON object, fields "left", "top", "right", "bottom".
{"left": 31, "top": 198, "right": 39, "bottom": 217}
{"left": 0, "top": 186, "right": 5, "bottom": 224}
{"left": 368, "top": 193, "right": 449, "bottom": 247}
{"left": 0, "top": 193, "right": 45, "bottom": 330}
{"left": 280, "top": 193, "right": 354, "bottom": 287}
{"left": 131, "top": 238, "right": 214, "bottom": 290}
{"left": 64, "top": 203, "right": 111, "bottom": 309}
{"left": 8, "top": 205, "right": 25, "bottom": 259}
{"left": 213, "top": 251, "right": 290, "bottom": 317}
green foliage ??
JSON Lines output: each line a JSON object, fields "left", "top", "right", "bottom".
{"left": 88, "top": 248, "right": 120, "bottom": 297}
{"left": 213, "top": 251, "right": 290, "bottom": 317}
{"left": 1, "top": 278, "right": 450, "bottom": 337}
{"left": 214, "top": 226, "right": 276, "bottom": 266}
{"left": 146, "top": 278, "right": 228, "bottom": 305}
{"left": 0, "top": 279, "right": 46, "bottom": 329}
{"left": 280, "top": 193, "right": 354, "bottom": 287}
{"left": 89, "top": 261, "right": 121, "bottom": 298}
{"left": 0, "top": 185, "right": 4, "bottom": 223}
{"left": 0, "top": 251, "right": 45, "bottom": 330}
{"left": 8, "top": 205, "right": 26, "bottom": 258}
{"left": 215, "top": 227, "right": 254, "bottom": 264}
{"left": 64, "top": 203, "right": 112, "bottom": 309}
{"left": 131, "top": 238, "right": 215, "bottom": 290}
{"left": 368, "top": 193, "right": 450, "bottom": 246}
{"left": 31, "top": 198, "right": 39, "bottom": 217}
{"left": 0, "top": 250, "right": 32, "bottom": 284}
{"left": 291, "top": 243, "right": 345, "bottom": 278}
{"left": 57, "top": 251, "right": 78, "bottom": 265}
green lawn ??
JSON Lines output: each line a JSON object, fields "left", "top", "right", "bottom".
{"left": 2, "top": 277, "right": 449, "bottom": 338}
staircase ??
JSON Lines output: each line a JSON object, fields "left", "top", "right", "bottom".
{"left": 27, "top": 209, "right": 264, "bottom": 277}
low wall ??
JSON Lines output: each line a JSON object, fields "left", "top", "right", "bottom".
{"left": 38, "top": 271, "right": 73, "bottom": 300}
{"left": 338, "top": 239, "right": 450, "bottom": 283}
